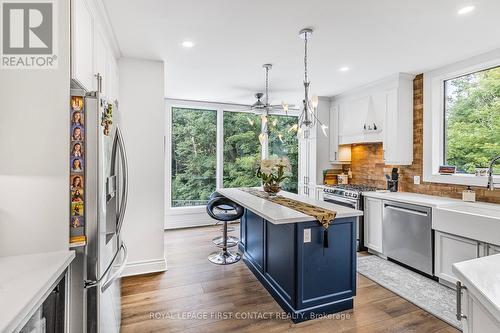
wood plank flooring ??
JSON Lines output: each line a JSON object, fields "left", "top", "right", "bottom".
{"left": 121, "top": 224, "right": 460, "bottom": 333}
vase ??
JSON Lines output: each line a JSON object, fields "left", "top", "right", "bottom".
{"left": 263, "top": 183, "right": 281, "bottom": 196}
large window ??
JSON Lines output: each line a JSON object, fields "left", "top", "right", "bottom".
{"left": 268, "top": 114, "right": 299, "bottom": 193}
{"left": 424, "top": 52, "right": 500, "bottom": 186}
{"left": 168, "top": 102, "right": 300, "bottom": 212}
{"left": 223, "top": 111, "right": 261, "bottom": 187}
{"left": 444, "top": 66, "right": 500, "bottom": 174}
{"left": 171, "top": 107, "right": 217, "bottom": 207}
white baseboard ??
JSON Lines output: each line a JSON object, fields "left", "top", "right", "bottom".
{"left": 121, "top": 257, "right": 167, "bottom": 277}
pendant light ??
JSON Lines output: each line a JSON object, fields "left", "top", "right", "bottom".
{"left": 298, "top": 28, "right": 328, "bottom": 137}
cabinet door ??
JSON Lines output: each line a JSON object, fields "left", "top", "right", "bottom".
{"left": 487, "top": 244, "right": 500, "bottom": 256}
{"left": 307, "top": 137, "right": 317, "bottom": 185}
{"left": 298, "top": 134, "right": 309, "bottom": 185}
{"left": 364, "top": 197, "right": 383, "bottom": 253}
{"left": 94, "top": 29, "right": 108, "bottom": 95}
{"left": 71, "top": 0, "right": 94, "bottom": 91}
{"left": 107, "top": 57, "right": 119, "bottom": 100}
{"left": 315, "top": 188, "right": 324, "bottom": 201}
{"left": 329, "top": 105, "right": 339, "bottom": 163}
{"left": 245, "top": 210, "right": 264, "bottom": 271}
{"left": 298, "top": 184, "right": 312, "bottom": 197}
{"left": 435, "top": 231, "right": 480, "bottom": 284}
{"left": 462, "top": 287, "right": 500, "bottom": 333}
{"left": 382, "top": 89, "right": 399, "bottom": 163}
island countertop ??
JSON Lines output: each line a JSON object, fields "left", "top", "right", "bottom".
{"left": 217, "top": 188, "right": 363, "bottom": 224}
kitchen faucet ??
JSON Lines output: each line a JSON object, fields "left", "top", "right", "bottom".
{"left": 487, "top": 155, "right": 500, "bottom": 190}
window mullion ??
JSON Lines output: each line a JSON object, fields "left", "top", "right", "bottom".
{"left": 216, "top": 109, "right": 224, "bottom": 189}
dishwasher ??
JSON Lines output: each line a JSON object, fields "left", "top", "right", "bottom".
{"left": 383, "top": 200, "right": 433, "bottom": 276}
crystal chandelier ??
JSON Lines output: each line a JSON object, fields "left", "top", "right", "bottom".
{"left": 298, "top": 28, "right": 328, "bottom": 136}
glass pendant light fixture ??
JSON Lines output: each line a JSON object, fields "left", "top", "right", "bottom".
{"left": 298, "top": 28, "right": 328, "bottom": 136}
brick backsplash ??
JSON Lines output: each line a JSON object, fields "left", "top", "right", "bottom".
{"left": 343, "top": 74, "right": 500, "bottom": 204}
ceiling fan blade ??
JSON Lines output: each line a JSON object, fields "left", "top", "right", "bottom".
{"left": 271, "top": 104, "right": 296, "bottom": 109}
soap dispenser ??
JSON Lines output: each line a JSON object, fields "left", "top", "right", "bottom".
{"left": 462, "top": 186, "right": 476, "bottom": 202}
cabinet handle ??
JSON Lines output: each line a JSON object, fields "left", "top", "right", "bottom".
{"left": 335, "top": 152, "right": 337, "bottom": 161}
{"left": 456, "top": 281, "right": 467, "bottom": 321}
{"left": 95, "top": 73, "right": 103, "bottom": 93}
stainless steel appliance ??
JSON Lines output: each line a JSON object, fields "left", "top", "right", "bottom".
{"left": 323, "top": 184, "right": 381, "bottom": 251}
{"left": 383, "top": 201, "right": 433, "bottom": 275}
{"left": 70, "top": 88, "right": 129, "bottom": 333}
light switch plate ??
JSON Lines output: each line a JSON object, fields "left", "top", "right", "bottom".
{"left": 414, "top": 175, "right": 421, "bottom": 185}
{"left": 304, "top": 229, "right": 311, "bottom": 243}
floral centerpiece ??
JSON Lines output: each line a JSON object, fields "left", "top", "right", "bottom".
{"left": 256, "top": 157, "right": 291, "bottom": 195}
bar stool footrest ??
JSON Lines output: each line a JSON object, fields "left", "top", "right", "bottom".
{"left": 208, "top": 251, "right": 241, "bottom": 265}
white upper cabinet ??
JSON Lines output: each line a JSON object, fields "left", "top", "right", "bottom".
{"left": 71, "top": 0, "right": 94, "bottom": 91}
{"left": 331, "top": 73, "right": 415, "bottom": 165}
{"left": 329, "top": 104, "right": 340, "bottom": 163}
{"left": 94, "top": 29, "right": 107, "bottom": 93}
{"left": 71, "top": 0, "right": 119, "bottom": 100}
{"left": 382, "top": 76, "right": 414, "bottom": 165}
{"left": 298, "top": 97, "right": 335, "bottom": 188}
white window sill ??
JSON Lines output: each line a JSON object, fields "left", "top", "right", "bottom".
{"left": 423, "top": 173, "right": 497, "bottom": 187}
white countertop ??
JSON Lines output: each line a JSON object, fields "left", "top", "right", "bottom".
{"left": 362, "top": 191, "right": 462, "bottom": 207}
{"left": 453, "top": 254, "right": 500, "bottom": 322}
{"left": 0, "top": 250, "right": 75, "bottom": 333}
{"left": 218, "top": 188, "right": 363, "bottom": 224}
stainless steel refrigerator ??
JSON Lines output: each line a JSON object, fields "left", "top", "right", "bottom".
{"left": 70, "top": 88, "right": 129, "bottom": 333}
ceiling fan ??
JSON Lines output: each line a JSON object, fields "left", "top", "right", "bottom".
{"left": 241, "top": 64, "right": 296, "bottom": 114}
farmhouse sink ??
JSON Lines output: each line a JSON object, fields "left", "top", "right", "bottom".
{"left": 434, "top": 202, "right": 500, "bottom": 246}
{"left": 440, "top": 202, "right": 500, "bottom": 219}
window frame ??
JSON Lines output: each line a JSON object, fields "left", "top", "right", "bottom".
{"left": 165, "top": 99, "right": 299, "bottom": 228}
{"left": 423, "top": 49, "right": 500, "bottom": 186}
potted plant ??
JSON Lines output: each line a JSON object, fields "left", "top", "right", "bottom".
{"left": 256, "top": 157, "right": 291, "bottom": 196}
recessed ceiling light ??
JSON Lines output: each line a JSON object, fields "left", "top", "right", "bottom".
{"left": 339, "top": 66, "right": 350, "bottom": 72}
{"left": 182, "top": 40, "right": 195, "bottom": 48}
{"left": 457, "top": 5, "right": 475, "bottom": 15}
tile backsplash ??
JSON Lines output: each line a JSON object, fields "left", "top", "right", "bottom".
{"left": 342, "top": 74, "right": 500, "bottom": 204}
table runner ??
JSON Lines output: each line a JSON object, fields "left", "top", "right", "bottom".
{"left": 240, "top": 188, "right": 337, "bottom": 247}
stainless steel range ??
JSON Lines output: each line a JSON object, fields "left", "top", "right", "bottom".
{"left": 323, "top": 184, "right": 381, "bottom": 251}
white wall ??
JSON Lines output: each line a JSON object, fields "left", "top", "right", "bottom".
{"left": 0, "top": 0, "right": 70, "bottom": 257}
{"left": 118, "top": 58, "right": 167, "bottom": 276}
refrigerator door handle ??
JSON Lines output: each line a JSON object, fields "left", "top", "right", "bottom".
{"left": 115, "top": 126, "right": 129, "bottom": 236}
{"left": 84, "top": 242, "right": 127, "bottom": 289}
{"left": 101, "top": 242, "right": 128, "bottom": 292}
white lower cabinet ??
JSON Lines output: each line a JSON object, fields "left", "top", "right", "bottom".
{"left": 459, "top": 287, "right": 500, "bottom": 333}
{"left": 364, "top": 197, "right": 383, "bottom": 254}
{"left": 435, "top": 231, "right": 500, "bottom": 286}
{"left": 435, "top": 231, "right": 481, "bottom": 285}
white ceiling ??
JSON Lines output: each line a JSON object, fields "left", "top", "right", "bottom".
{"left": 103, "top": 0, "right": 500, "bottom": 106}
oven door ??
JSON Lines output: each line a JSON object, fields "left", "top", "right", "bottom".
{"left": 323, "top": 193, "right": 362, "bottom": 250}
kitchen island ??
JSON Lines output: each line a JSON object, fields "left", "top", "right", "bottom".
{"left": 217, "top": 188, "right": 363, "bottom": 322}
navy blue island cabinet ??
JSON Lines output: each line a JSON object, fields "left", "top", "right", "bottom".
{"left": 238, "top": 209, "right": 357, "bottom": 323}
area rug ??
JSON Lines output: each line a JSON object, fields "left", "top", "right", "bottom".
{"left": 357, "top": 255, "right": 462, "bottom": 330}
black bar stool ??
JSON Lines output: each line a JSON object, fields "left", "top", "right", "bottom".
{"left": 209, "top": 191, "right": 236, "bottom": 233}
{"left": 206, "top": 196, "right": 244, "bottom": 265}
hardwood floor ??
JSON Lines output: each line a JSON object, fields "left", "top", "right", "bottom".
{"left": 121, "top": 224, "right": 460, "bottom": 333}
